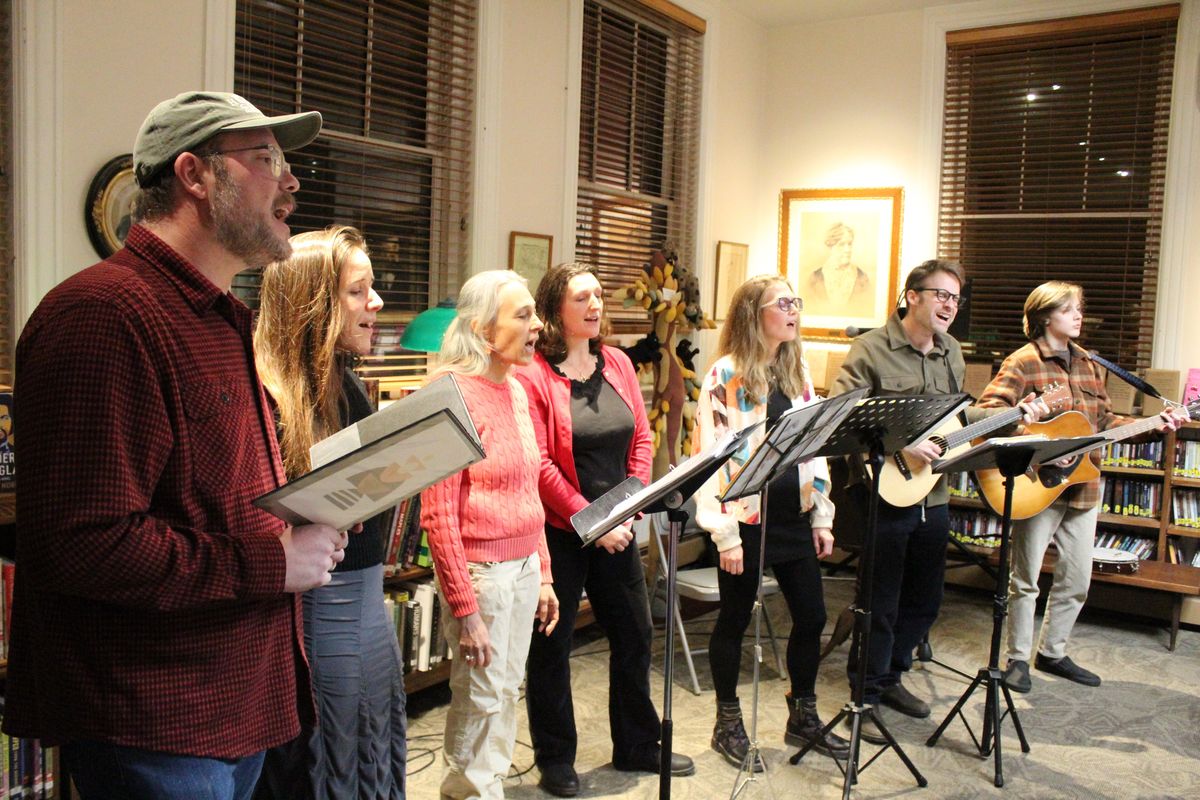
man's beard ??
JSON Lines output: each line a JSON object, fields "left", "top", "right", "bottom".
{"left": 209, "top": 159, "right": 292, "bottom": 266}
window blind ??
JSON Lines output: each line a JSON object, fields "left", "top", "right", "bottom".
{"left": 938, "top": 5, "right": 1178, "bottom": 370}
{"left": 576, "top": 0, "right": 703, "bottom": 332}
{"left": 235, "top": 0, "right": 477, "bottom": 386}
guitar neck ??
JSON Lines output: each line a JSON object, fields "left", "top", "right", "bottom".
{"left": 942, "top": 406, "right": 1024, "bottom": 450}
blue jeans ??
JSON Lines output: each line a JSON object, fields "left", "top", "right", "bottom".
{"left": 62, "top": 741, "right": 266, "bottom": 800}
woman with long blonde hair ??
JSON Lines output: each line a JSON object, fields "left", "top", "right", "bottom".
{"left": 693, "top": 274, "right": 848, "bottom": 768}
{"left": 253, "top": 225, "right": 406, "bottom": 799}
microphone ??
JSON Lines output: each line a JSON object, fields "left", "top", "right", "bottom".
{"left": 844, "top": 326, "right": 875, "bottom": 338}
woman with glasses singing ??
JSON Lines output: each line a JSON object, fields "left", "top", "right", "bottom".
{"left": 693, "top": 275, "right": 849, "bottom": 769}
{"left": 253, "top": 225, "right": 405, "bottom": 799}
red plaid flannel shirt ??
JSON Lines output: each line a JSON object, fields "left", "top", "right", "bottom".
{"left": 976, "top": 339, "right": 1135, "bottom": 510}
{"left": 3, "top": 226, "right": 311, "bottom": 757}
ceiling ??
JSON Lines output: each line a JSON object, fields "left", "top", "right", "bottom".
{"left": 734, "top": 0, "right": 969, "bottom": 27}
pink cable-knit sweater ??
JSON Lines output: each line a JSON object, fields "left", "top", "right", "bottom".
{"left": 420, "top": 373, "right": 551, "bottom": 618}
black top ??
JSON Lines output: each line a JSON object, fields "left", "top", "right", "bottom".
{"left": 335, "top": 364, "right": 390, "bottom": 572}
{"left": 557, "top": 351, "right": 635, "bottom": 503}
{"left": 740, "top": 386, "right": 814, "bottom": 566}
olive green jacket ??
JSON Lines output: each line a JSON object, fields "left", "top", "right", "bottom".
{"left": 828, "top": 311, "right": 993, "bottom": 506}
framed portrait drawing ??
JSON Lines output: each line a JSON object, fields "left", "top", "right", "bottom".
{"left": 508, "top": 231, "right": 553, "bottom": 293}
{"left": 713, "top": 241, "right": 748, "bottom": 321}
{"left": 778, "top": 187, "right": 902, "bottom": 339}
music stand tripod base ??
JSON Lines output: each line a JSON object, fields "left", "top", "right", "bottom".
{"left": 923, "top": 434, "right": 1103, "bottom": 788}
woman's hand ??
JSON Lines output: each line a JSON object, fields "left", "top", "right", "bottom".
{"left": 719, "top": 545, "right": 744, "bottom": 575}
{"left": 537, "top": 584, "right": 560, "bottom": 635}
{"left": 596, "top": 524, "right": 634, "bottom": 554}
{"left": 812, "top": 526, "right": 834, "bottom": 559}
{"left": 458, "top": 611, "right": 492, "bottom": 669}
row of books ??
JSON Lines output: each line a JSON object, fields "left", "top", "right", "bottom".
{"left": 384, "top": 579, "right": 453, "bottom": 674}
{"left": 0, "top": 560, "right": 13, "bottom": 662}
{"left": 1170, "top": 488, "right": 1200, "bottom": 529}
{"left": 0, "top": 705, "right": 54, "bottom": 799}
{"left": 1101, "top": 440, "right": 1164, "bottom": 470}
{"left": 948, "top": 509, "right": 1002, "bottom": 549}
{"left": 1172, "top": 440, "right": 1200, "bottom": 478}
{"left": 946, "top": 472, "right": 981, "bottom": 500}
{"left": 1100, "top": 478, "right": 1160, "bottom": 518}
{"left": 1165, "top": 536, "right": 1200, "bottom": 567}
{"left": 383, "top": 496, "right": 432, "bottom": 575}
{"left": 1093, "top": 531, "right": 1156, "bottom": 560}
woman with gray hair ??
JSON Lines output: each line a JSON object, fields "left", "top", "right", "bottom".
{"left": 420, "top": 269, "right": 560, "bottom": 800}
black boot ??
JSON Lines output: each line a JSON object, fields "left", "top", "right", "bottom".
{"left": 785, "top": 693, "right": 850, "bottom": 759}
{"left": 711, "top": 700, "right": 763, "bottom": 771}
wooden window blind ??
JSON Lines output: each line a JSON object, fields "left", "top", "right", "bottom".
{"left": 938, "top": 5, "right": 1178, "bottom": 370}
{"left": 234, "top": 0, "right": 477, "bottom": 386}
{"left": 0, "top": 2, "right": 12, "bottom": 387}
{"left": 576, "top": 0, "right": 703, "bottom": 332}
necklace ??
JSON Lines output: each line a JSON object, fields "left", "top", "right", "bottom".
{"left": 559, "top": 353, "right": 597, "bottom": 382}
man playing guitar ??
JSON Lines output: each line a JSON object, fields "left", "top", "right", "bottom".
{"left": 976, "top": 281, "right": 1188, "bottom": 694}
{"left": 829, "top": 260, "right": 1047, "bottom": 740}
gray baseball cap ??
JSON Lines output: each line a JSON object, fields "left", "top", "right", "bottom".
{"left": 133, "top": 91, "right": 323, "bottom": 186}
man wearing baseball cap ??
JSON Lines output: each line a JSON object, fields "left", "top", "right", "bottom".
{"left": 3, "top": 92, "right": 342, "bottom": 799}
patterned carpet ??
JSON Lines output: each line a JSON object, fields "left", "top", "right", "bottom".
{"left": 404, "top": 574, "right": 1200, "bottom": 799}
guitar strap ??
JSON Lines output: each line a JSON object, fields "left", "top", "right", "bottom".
{"left": 1087, "top": 351, "right": 1165, "bottom": 400}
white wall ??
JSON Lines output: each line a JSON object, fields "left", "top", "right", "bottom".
{"left": 490, "top": 0, "right": 574, "bottom": 271}
{"left": 13, "top": 0, "right": 212, "bottom": 326}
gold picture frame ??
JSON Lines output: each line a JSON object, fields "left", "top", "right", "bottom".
{"left": 713, "top": 241, "right": 749, "bottom": 321}
{"left": 778, "top": 187, "right": 902, "bottom": 339}
{"left": 508, "top": 231, "right": 553, "bottom": 293}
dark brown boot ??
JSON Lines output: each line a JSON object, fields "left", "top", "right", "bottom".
{"left": 785, "top": 693, "right": 850, "bottom": 759}
{"left": 711, "top": 700, "right": 764, "bottom": 771}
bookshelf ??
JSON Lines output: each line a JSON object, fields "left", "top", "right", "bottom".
{"left": 948, "top": 422, "right": 1200, "bottom": 570}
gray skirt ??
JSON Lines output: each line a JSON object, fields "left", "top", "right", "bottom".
{"left": 256, "top": 564, "right": 407, "bottom": 799}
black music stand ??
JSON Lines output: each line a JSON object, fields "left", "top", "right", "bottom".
{"left": 572, "top": 422, "right": 762, "bottom": 800}
{"left": 718, "top": 388, "right": 869, "bottom": 796}
{"left": 788, "top": 392, "right": 970, "bottom": 799}
{"left": 923, "top": 434, "right": 1103, "bottom": 787}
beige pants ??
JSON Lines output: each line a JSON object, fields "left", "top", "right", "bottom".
{"left": 439, "top": 554, "right": 541, "bottom": 800}
{"left": 1005, "top": 497, "right": 1097, "bottom": 663}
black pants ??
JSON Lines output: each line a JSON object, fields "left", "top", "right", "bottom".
{"left": 525, "top": 526, "right": 661, "bottom": 767}
{"left": 847, "top": 499, "right": 949, "bottom": 702}
{"left": 709, "top": 543, "right": 827, "bottom": 703}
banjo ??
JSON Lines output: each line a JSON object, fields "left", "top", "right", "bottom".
{"left": 1092, "top": 546, "right": 1139, "bottom": 575}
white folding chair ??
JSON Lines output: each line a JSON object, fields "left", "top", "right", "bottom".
{"left": 650, "top": 511, "right": 786, "bottom": 695}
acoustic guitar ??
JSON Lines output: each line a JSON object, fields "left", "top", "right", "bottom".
{"left": 877, "top": 382, "right": 1070, "bottom": 508}
{"left": 975, "top": 400, "right": 1200, "bottom": 520}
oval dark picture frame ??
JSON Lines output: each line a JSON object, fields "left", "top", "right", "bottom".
{"left": 85, "top": 154, "right": 137, "bottom": 258}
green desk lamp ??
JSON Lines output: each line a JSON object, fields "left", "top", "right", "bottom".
{"left": 399, "top": 297, "right": 457, "bottom": 353}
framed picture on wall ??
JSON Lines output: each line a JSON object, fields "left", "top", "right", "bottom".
{"left": 508, "top": 231, "right": 553, "bottom": 293}
{"left": 778, "top": 187, "right": 902, "bottom": 339}
{"left": 713, "top": 241, "right": 749, "bottom": 321}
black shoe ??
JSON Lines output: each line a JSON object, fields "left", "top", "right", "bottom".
{"left": 538, "top": 763, "right": 579, "bottom": 797}
{"left": 880, "top": 682, "right": 930, "bottom": 718}
{"left": 1034, "top": 653, "right": 1101, "bottom": 686}
{"left": 1003, "top": 659, "right": 1031, "bottom": 693}
{"left": 784, "top": 694, "right": 850, "bottom": 760}
{"left": 613, "top": 748, "right": 696, "bottom": 777}
{"left": 845, "top": 711, "right": 888, "bottom": 746}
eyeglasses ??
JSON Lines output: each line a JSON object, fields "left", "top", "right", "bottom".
{"left": 208, "top": 143, "right": 290, "bottom": 180}
{"left": 762, "top": 296, "right": 803, "bottom": 313}
{"left": 912, "top": 287, "right": 962, "bottom": 306}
